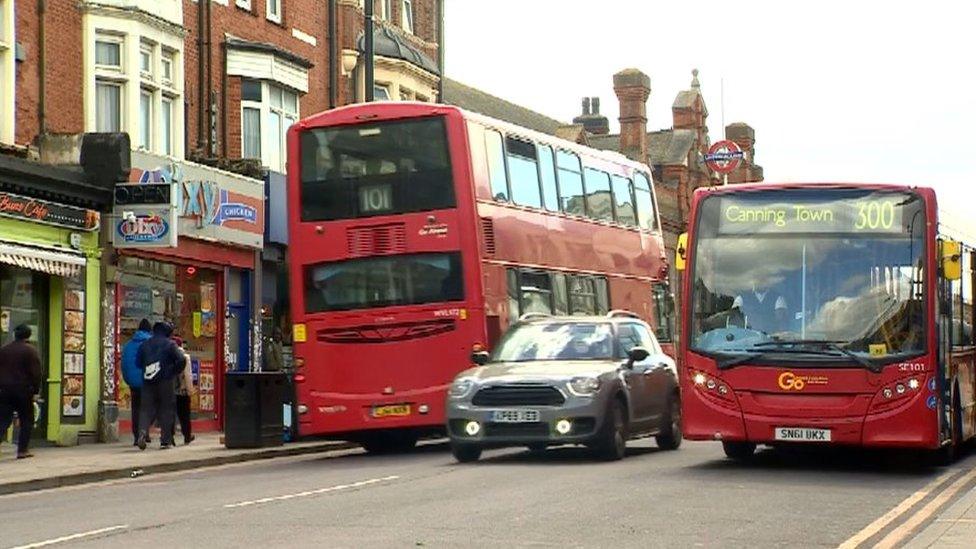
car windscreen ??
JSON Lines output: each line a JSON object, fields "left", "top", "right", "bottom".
{"left": 299, "top": 117, "right": 455, "bottom": 221}
{"left": 492, "top": 322, "right": 615, "bottom": 362}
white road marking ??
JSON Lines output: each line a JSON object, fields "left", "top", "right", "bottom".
{"left": 874, "top": 466, "right": 976, "bottom": 549}
{"left": 223, "top": 475, "right": 400, "bottom": 509}
{"left": 837, "top": 470, "right": 955, "bottom": 549}
{"left": 8, "top": 524, "right": 129, "bottom": 549}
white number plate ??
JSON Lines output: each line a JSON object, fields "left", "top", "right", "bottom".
{"left": 774, "top": 427, "right": 831, "bottom": 442}
{"left": 491, "top": 409, "right": 540, "bottom": 423}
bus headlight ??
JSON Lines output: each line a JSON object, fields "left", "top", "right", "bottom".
{"left": 568, "top": 377, "right": 601, "bottom": 396}
{"left": 449, "top": 378, "right": 476, "bottom": 399}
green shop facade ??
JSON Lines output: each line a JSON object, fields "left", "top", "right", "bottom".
{"left": 0, "top": 154, "right": 110, "bottom": 446}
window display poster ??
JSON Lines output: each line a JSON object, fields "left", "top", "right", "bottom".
{"left": 198, "top": 360, "right": 215, "bottom": 412}
{"left": 61, "top": 272, "right": 86, "bottom": 423}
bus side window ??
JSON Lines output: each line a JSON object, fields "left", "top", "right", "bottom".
{"left": 634, "top": 172, "right": 656, "bottom": 231}
{"left": 583, "top": 168, "right": 614, "bottom": 222}
{"left": 506, "top": 268, "right": 519, "bottom": 324}
{"left": 595, "top": 277, "right": 609, "bottom": 314}
{"left": 553, "top": 273, "right": 569, "bottom": 315}
{"left": 486, "top": 130, "right": 509, "bottom": 202}
{"left": 538, "top": 145, "right": 560, "bottom": 212}
{"left": 505, "top": 136, "right": 542, "bottom": 209}
{"left": 556, "top": 151, "right": 585, "bottom": 216}
{"left": 568, "top": 275, "right": 597, "bottom": 315}
{"left": 520, "top": 271, "right": 553, "bottom": 315}
{"left": 611, "top": 175, "right": 637, "bottom": 227}
{"left": 952, "top": 248, "right": 974, "bottom": 348}
{"left": 651, "top": 283, "right": 674, "bottom": 343}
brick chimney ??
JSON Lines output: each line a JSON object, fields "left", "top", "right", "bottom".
{"left": 572, "top": 96, "right": 610, "bottom": 135}
{"left": 613, "top": 69, "right": 650, "bottom": 163}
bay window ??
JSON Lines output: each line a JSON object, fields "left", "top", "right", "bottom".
{"left": 241, "top": 79, "right": 299, "bottom": 173}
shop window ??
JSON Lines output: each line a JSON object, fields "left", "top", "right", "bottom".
{"left": 506, "top": 136, "right": 542, "bottom": 209}
{"left": 583, "top": 167, "right": 613, "bottom": 222}
{"left": 556, "top": 150, "right": 584, "bottom": 216}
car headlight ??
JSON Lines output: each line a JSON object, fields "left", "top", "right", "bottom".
{"left": 449, "top": 378, "right": 476, "bottom": 399}
{"left": 568, "top": 376, "right": 601, "bottom": 396}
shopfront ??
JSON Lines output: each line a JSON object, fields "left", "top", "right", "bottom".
{"left": 114, "top": 152, "right": 265, "bottom": 433}
{"left": 0, "top": 187, "right": 102, "bottom": 446}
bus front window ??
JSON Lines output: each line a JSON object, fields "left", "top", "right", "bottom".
{"left": 299, "top": 117, "right": 455, "bottom": 221}
{"left": 690, "top": 190, "right": 926, "bottom": 364}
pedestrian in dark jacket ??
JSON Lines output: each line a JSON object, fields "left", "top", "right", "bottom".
{"left": 121, "top": 319, "right": 152, "bottom": 446}
{"left": 135, "top": 322, "right": 185, "bottom": 450}
{"left": 0, "top": 324, "right": 43, "bottom": 459}
{"left": 171, "top": 336, "right": 195, "bottom": 445}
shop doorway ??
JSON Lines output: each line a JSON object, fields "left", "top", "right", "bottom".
{"left": 0, "top": 266, "right": 49, "bottom": 441}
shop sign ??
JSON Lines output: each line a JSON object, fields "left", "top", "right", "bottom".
{"left": 0, "top": 191, "right": 100, "bottom": 231}
{"left": 113, "top": 207, "right": 178, "bottom": 248}
{"left": 129, "top": 151, "right": 265, "bottom": 249}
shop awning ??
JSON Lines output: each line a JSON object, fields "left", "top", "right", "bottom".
{"left": 0, "top": 242, "right": 86, "bottom": 278}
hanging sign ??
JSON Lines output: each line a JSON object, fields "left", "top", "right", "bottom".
{"left": 704, "top": 140, "right": 744, "bottom": 174}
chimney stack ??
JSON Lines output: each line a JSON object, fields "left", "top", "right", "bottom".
{"left": 613, "top": 69, "right": 651, "bottom": 163}
{"left": 572, "top": 96, "right": 610, "bottom": 136}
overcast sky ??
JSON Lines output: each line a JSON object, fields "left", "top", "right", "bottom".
{"left": 444, "top": 0, "right": 975, "bottom": 238}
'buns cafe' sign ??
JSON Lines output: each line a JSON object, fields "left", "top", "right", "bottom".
{"left": 0, "top": 191, "right": 100, "bottom": 231}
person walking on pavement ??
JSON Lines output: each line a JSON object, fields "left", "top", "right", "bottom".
{"left": 171, "top": 336, "right": 195, "bottom": 446}
{"left": 264, "top": 327, "right": 285, "bottom": 372}
{"left": 136, "top": 322, "right": 185, "bottom": 450}
{"left": 121, "top": 319, "right": 153, "bottom": 446}
{"left": 0, "top": 325, "right": 43, "bottom": 459}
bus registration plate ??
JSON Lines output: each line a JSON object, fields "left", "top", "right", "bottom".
{"left": 372, "top": 404, "right": 411, "bottom": 418}
{"left": 774, "top": 427, "right": 831, "bottom": 442}
{"left": 491, "top": 410, "right": 540, "bottom": 423}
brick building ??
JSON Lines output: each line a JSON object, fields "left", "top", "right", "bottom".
{"left": 1, "top": 0, "right": 443, "bottom": 444}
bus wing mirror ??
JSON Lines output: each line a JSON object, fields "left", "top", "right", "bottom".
{"left": 675, "top": 232, "right": 688, "bottom": 271}
{"left": 942, "top": 240, "right": 962, "bottom": 281}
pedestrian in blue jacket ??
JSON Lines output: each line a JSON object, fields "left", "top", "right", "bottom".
{"left": 121, "top": 319, "right": 152, "bottom": 446}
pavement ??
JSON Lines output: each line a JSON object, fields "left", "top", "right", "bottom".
{"left": 0, "top": 432, "right": 355, "bottom": 496}
{"left": 2, "top": 439, "right": 970, "bottom": 548}
{"left": 904, "top": 472, "right": 976, "bottom": 549}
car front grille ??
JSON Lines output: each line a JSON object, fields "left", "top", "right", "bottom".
{"left": 484, "top": 422, "right": 550, "bottom": 438}
{"left": 472, "top": 385, "right": 566, "bottom": 407}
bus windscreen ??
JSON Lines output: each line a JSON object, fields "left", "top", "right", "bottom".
{"left": 299, "top": 117, "right": 455, "bottom": 221}
{"left": 689, "top": 189, "right": 927, "bottom": 363}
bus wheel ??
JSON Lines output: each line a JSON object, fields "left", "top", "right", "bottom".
{"left": 655, "top": 394, "right": 683, "bottom": 451}
{"left": 451, "top": 443, "right": 482, "bottom": 463}
{"left": 723, "top": 441, "right": 756, "bottom": 461}
{"left": 931, "top": 390, "right": 963, "bottom": 466}
{"left": 361, "top": 432, "right": 419, "bottom": 455}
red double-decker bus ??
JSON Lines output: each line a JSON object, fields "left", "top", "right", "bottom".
{"left": 678, "top": 183, "right": 975, "bottom": 461}
{"left": 286, "top": 102, "right": 673, "bottom": 451}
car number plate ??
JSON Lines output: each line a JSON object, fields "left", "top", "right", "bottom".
{"left": 774, "top": 427, "right": 831, "bottom": 442}
{"left": 372, "top": 404, "right": 411, "bottom": 418}
{"left": 491, "top": 409, "right": 540, "bottom": 423}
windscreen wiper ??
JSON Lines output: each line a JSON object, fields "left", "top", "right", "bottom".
{"left": 753, "top": 340, "right": 881, "bottom": 373}
{"left": 715, "top": 346, "right": 829, "bottom": 370}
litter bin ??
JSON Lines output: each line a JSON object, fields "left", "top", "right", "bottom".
{"left": 224, "top": 371, "right": 287, "bottom": 449}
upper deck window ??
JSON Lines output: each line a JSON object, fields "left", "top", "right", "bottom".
{"left": 634, "top": 172, "right": 657, "bottom": 230}
{"left": 556, "top": 151, "right": 585, "bottom": 217}
{"left": 506, "top": 136, "right": 542, "bottom": 209}
{"left": 300, "top": 117, "right": 454, "bottom": 221}
{"left": 583, "top": 168, "right": 613, "bottom": 222}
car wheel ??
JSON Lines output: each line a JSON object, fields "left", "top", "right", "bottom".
{"left": 655, "top": 394, "right": 683, "bottom": 451}
{"left": 722, "top": 441, "right": 757, "bottom": 461}
{"left": 451, "top": 443, "right": 482, "bottom": 463}
{"left": 361, "top": 432, "right": 419, "bottom": 455}
{"left": 594, "top": 399, "right": 627, "bottom": 461}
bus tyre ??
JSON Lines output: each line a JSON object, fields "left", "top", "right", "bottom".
{"left": 361, "top": 432, "right": 418, "bottom": 455}
{"left": 656, "top": 394, "right": 683, "bottom": 451}
{"left": 932, "top": 390, "right": 963, "bottom": 466}
{"left": 451, "top": 443, "right": 482, "bottom": 463}
{"left": 594, "top": 400, "right": 628, "bottom": 461}
{"left": 723, "top": 441, "right": 757, "bottom": 461}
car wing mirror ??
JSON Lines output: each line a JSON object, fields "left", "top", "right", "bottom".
{"left": 471, "top": 351, "right": 490, "bottom": 366}
{"left": 627, "top": 346, "right": 650, "bottom": 366}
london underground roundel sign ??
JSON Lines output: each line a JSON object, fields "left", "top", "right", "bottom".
{"left": 704, "top": 139, "right": 744, "bottom": 174}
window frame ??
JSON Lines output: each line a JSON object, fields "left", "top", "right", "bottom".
{"left": 485, "top": 129, "right": 510, "bottom": 202}
{"left": 138, "top": 89, "right": 153, "bottom": 150}
{"left": 505, "top": 135, "right": 543, "bottom": 209}
{"left": 266, "top": 0, "right": 282, "bottom": 24}
{"left": 95, "top": 81, "right": 123, "bottom": 133}
{"left": 235, "top": 0, "right": 252, "bottom": 11}
{"left": 95, "top": 35, "right": 124, "bottom": 72}
{"left": 582, "top": 167, "right": 614, "bottom": 222}
{"left": 240, "top": 79, "right": 299, "bottom": 172}
{"left": 634, "top": 171, "right": 658, "bottom": 231}
{"left": 401, "top": 0, "right": 414, "bottom": 34}
{"left": 555, "top": 149, "right": 586, "bottom": 217}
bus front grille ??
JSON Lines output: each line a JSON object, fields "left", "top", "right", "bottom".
{"left": 346, "top": 223, "right": 407, "bottom": 257}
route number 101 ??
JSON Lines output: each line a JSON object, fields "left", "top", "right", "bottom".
{"left": 855, "top": 201, "right": 895, "bottom": 230}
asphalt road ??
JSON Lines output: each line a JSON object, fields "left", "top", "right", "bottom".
{"left": 2, "top": 440, "right": 973, "bottom": 548}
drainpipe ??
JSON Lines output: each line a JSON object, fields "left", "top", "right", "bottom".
{"left": 206, "top": 1, "right": 215, "bottom": 156}
{"left": 197, "top": 0, "right": 206, "bottom": 151}
{"left": 221, "top": 43, "right": 228, "bottom": 158}
{"left": 437, "top": 0, "right": 444, "bottom": 101}
{"left": 364, "top": 0, "right": 374, "bottom": 102}
{"left": 328, "top": 0, "right": 338, "bottom": 109}
{"left": 38, "top": 0, "right": 47, "bottom": 134}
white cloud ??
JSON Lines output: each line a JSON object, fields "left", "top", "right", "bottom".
{"left": 444, "top": 0, "right": 976, "bottom": 238}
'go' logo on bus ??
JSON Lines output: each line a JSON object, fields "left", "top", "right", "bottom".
{"left": 778, "top": 372, "right": 805, "bottom": 391}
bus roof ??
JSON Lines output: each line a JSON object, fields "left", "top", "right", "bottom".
{"left": 294, "top": 101, "right": 653, "bottom": 175}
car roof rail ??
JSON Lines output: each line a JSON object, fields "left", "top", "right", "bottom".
{"left": 606, "top": 309, "right": 640, "bottom": 320}
{"left": 518, "top": 312, "right": 551, "bottom": 322}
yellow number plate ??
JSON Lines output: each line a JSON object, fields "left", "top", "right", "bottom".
{"left": 372, "top": 404, "right": 411, "bottom": 418}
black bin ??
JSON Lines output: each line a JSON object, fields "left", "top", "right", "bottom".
{"left": 224, "top": 372, "right": 287, "bottom": 449}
